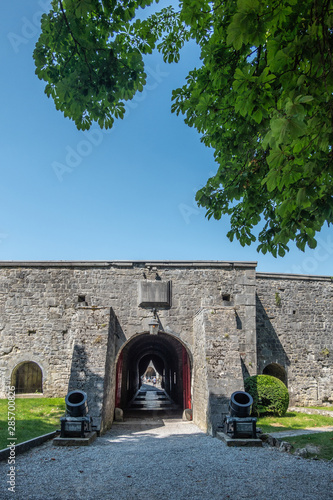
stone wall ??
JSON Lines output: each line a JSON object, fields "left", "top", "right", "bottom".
{"left": 256, "top": 273, "right": 333, "bottom": 405}
{"left": 0, "top": 261, "right": 257, "bottom": 433}
{"left": 0, "top": 261, "right": 332, "bottom": 435}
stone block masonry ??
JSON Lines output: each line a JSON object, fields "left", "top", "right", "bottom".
{"left": 0, "top": 261, "right": 331, "bottom": 435}
{"left": 256, "top": 272, "right": 333, "bottom": 406}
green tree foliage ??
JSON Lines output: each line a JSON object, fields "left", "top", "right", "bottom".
{"left": 34, "top": 0, "right": 333, "bottom": 256}
{"left": 245, "top": 374, "right": 289, "bottom": 416}
{"left": 34, "top": 0, "right": 189, "bottom": 130}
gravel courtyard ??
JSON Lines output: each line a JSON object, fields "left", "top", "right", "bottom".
{"left": 0, "top": 419, "right": 332, "bottom": 500}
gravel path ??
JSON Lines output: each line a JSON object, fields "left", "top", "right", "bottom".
{"left": 0, "top": 419, "right": 332, "bottom": 500}
{"left": 269, "top": 425, "right": 333, "bottom": 438}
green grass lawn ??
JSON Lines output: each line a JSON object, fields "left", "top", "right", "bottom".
{"left": 258, "top": 411, "right": 333, "bottom": 460}
{"left": 0, "top": 398, "right": 65, "bottom": 450}
{"left": 282, "top": 432, "right": 333, "bottom": 461}
{"left": 257, "top": 411, "right": 333, "bottom": 434}
{"left": 304, "top": 406, "right": 333, "bottom": 411}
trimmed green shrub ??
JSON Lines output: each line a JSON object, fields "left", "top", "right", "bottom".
{"left": 244, "top": 374, "right": 289, "bottom": 416}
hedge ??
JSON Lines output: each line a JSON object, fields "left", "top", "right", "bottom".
{"left": 244, "top": 374, "right": 289, "bottom": 416}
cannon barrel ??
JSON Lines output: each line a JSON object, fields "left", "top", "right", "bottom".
{"left": 65, "top": 390, "right": 89, "bottom": 417}
{"left": 229, "top": 391, "right": 253, "bottom": 418}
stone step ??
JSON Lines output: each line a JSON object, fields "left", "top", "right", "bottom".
{"left": 126, "top": 385, "right": 180, "bottom": 416}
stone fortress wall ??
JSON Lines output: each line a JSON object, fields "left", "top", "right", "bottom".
{"left": 0, "top": 261, "right": 331, "bottom": 434}
{"left": 256, "top": 273, "right": 333, "bottom": 406}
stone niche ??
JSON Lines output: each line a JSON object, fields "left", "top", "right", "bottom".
{"left": 138, "top": 280, "right": 171, "bottom": 308}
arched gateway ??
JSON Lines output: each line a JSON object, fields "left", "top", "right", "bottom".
{"left": 115, "top": 332, "right": 192, "bottom": 415}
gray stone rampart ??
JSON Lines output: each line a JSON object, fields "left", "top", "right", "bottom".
{"left": 0, "top": 262, "right": 331, "bottom": 433}
{"left": 256, "top": 273, "right": 333, "bottom": 405}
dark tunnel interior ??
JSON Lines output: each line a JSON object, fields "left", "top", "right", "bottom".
{"left": 115, "top": 332, "right": 191, "bottom": 410}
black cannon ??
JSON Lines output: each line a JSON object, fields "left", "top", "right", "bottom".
{"left": 224, "top": 391, "right": 257, "bottom": 439}
{"left": 60, "top": 390, "right": 92, "bottom": 438}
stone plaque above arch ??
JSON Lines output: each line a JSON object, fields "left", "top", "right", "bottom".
{"left": 138, "top": 280, "right": 171, "bottom": 308}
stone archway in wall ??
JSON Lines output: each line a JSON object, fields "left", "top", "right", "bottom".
{"left": 11, "top": 361, "right": 43, "bottom": 394}
{"left": 115, "top": 331, "right": 192, "bottom": 414}
{"left": 263, "top": 362, "right": 287, "bottom": 386}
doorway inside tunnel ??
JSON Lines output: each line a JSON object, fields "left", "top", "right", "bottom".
{"left": 115, "top": 332, "right": 192, "bottom": 416}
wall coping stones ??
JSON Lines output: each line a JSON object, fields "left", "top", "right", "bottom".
{"left": 0, "top": 262, "right": 331, "bottom": 281}
{"left": 0, "top": 260, "right": 258, "bottom": 269}
{"left": 257, "top": 272, "right": 332, "bottom": 281}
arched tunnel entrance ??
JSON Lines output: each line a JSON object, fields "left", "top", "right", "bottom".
{"left": 115, "top": 332, "right": 192, "bottom": 417}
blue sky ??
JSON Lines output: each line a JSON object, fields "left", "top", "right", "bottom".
{"left": 1, "top": 0, "right": 332, "bottom": 276}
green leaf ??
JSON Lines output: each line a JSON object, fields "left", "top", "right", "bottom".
{"left": 296, "top": 187, "right": 306, "bottom": 206}
{"left": 253, "top": 108, "right": 263, "bottom": 123}
{"left": 266, "top": 149, "right": 284, "bottom": 169}
{"left": 271, "top": 118, "right": 289, "bottom": 144}
{"left": 288, "top": 117, "right": 307, "bottom": 139}
{"left": 237, "top": 0, "right": 260, "bottom": 10}
{"left": 278, "top": 246, "right": 286, "bottom": 257}
{"left": 308, "top": 237, "right": 317, "bottom": 249}
{"left": 292, "top": 141, "right": 304, "bottom": 154}
{"left": 227, "top": 13, "right": 248, "bottom": 50}
{"left": 297, "top": 95, "right": 314, "bottom": 103}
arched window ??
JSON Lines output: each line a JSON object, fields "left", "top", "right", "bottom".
{"left": 263, "top": 363, "right": 287, "bottom": 386}
{"left": 11, "top": 362, "right": 43, "bottom": 394}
